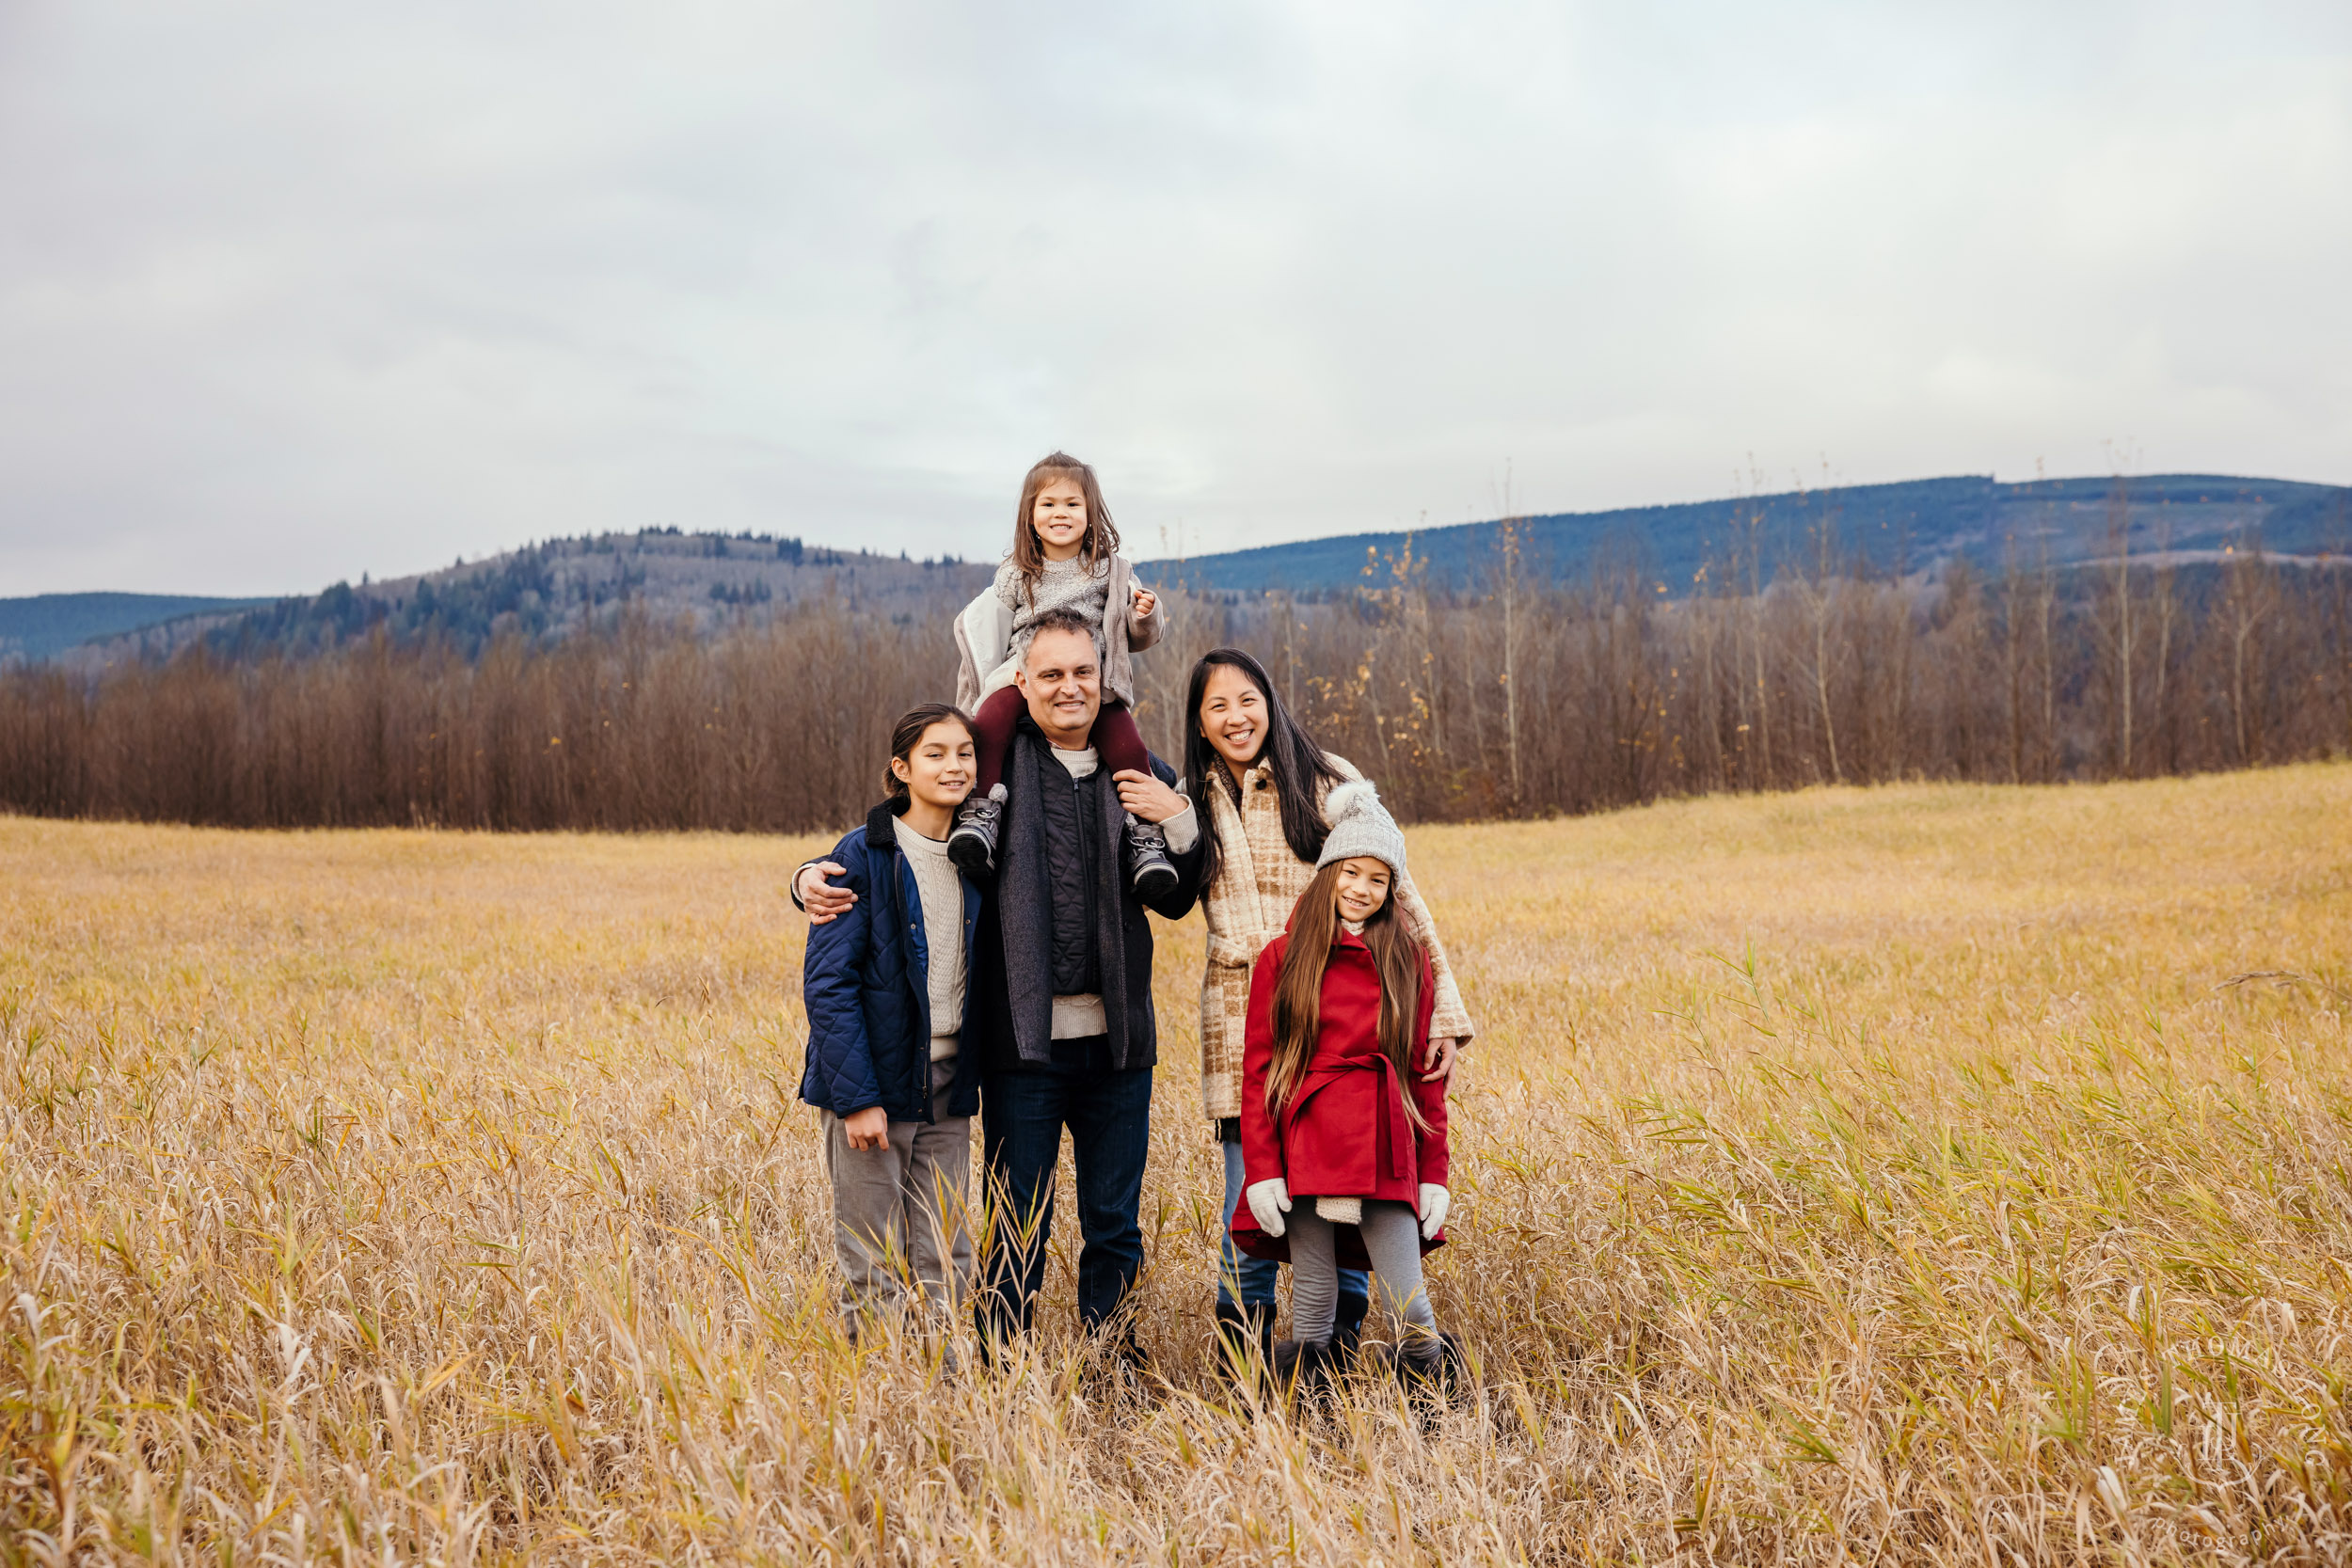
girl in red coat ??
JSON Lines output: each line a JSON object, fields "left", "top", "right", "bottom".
{"left": 1230, "top": 781, "right": 1456, "bottom": 1394}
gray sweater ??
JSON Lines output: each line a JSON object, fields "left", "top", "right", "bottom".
{"left": 999, "top": 556, "right": 1109, "bottom": 641}
{"left": 953, "top": 553, "right": 1163, "bottom": 710}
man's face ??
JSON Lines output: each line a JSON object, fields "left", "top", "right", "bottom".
{"left": 1015, "top": 626, "right": 1103, "bottom": 746}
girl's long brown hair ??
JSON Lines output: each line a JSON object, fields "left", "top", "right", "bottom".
{"left": 1009, "top": 451, "right": 1120, "bottom": 603}
{"left": 1264, "top": 862, "right": 1428, "bottom": 1130}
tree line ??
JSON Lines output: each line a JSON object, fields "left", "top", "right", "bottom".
{"left": 1, "top": 539, "right": 2346, "bottom": 833}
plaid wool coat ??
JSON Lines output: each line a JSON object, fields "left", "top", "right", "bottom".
{"left": 1194, "top": 754, "right": 1473, "bottom": 1121}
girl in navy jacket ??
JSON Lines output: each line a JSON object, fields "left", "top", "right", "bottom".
{"left": 802, "top": 704, "right": 984, "bottom": 1335}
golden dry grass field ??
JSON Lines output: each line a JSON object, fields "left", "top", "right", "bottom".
{"left": 6, "top": 765, "right": 2351, "bottom": 1564}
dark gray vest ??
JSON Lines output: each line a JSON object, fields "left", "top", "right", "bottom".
{"left": 1036, "top": 758, "right": 1104, "bottom": 998}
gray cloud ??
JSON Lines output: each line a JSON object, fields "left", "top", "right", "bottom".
{"left": 2, "top": 0, "right": 2347, "bottom": 594}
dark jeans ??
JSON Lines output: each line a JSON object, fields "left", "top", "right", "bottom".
{"left": 977, "top": 1064, "right": 1153, "bottom": 1340}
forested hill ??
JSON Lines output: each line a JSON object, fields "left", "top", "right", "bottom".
{"left": 1149, "top": 473, "right": 2352, "bottom": 594}
{"left": 24, "top": 472, "right": 2350, "bottom": 671}
{"left": 57, "top": 531, "right": 991, "bottom": 670}
{"left": 0, "top": 593, "right": 269, "bottom": 663}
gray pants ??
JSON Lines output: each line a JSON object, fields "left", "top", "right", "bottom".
{"left": 821, "top": 1058, "right": 973, "bottom": 1329}
{"left": 1288, "top": 1199, "right": 1438, "bottom": 1348}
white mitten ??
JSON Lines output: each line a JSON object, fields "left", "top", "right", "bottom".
{"left": 1246, "top": 1178, "right": 1293, "bottom": 1237}
{"left": 1418, "top": 1184, "right": 1451, "bottom": 1240}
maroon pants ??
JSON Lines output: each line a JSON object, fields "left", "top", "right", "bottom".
{"left": 971, "top": 686, "right": 1150, "bottom": 794}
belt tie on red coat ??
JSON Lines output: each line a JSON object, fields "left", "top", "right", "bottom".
{"left": 1317, "top": 1048, "right": 1402, "bottom": 1184}
{"left": 1375, "top": 1052, "right": 1415, "bottom": 1182}
{"left": 1300, "top": 1052, "right": 1414, "bottom": 1183}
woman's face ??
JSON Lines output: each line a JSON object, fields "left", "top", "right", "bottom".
{"left": 1197, "top": 664, "right": 1269, "bottom": 769}
{"left": 1332, "top": 857, "right": 1392, "bottom": 924}
{"left": 892, "top": 722, "right": 976, "bottom": 810}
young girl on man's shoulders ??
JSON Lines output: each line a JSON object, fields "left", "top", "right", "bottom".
{"left": 948, "top": 451, "right": 1173, "bottom": 896}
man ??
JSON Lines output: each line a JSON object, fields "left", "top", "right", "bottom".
{"left": 796, "top": 608, "right": 1200, "bottom": 1360}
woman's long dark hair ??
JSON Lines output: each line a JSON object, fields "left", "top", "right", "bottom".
{"left": 1182, "top": 647, "right": 1346, "bottom": 890}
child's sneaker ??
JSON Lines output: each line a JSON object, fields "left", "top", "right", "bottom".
{"left": 1125, "top": 812, "right": 1179, "bottom": 900}
{"left": 948, "top": 784, "right": 1007, "bottom": 879}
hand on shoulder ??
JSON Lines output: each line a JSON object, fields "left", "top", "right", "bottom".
{"left": 797, "top": 861, "right": 857, "bottom": 924}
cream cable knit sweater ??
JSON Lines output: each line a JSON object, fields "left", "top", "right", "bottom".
{"left": 893, "top": 825, "right": 966, "bottom": 1061}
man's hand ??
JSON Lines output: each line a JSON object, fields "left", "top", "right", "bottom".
{"left": 796, "top": 862, "right": 856, "bottom": 925}
{"left": 841, "top": 1106, "right": 889, "bottom": 1151}
{"left": 1113, "top": 768, "right": 1185, "bottom": 824}
{"left": 1132, "top": 586, "right": 1158, "bottom": 620}
{"left": 1419, "top": 1035, "right": 1459, "bottom": 1083}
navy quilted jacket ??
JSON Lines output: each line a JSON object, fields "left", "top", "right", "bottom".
{"left": 799, "top": 799, "right": 983, "bottom": 1122}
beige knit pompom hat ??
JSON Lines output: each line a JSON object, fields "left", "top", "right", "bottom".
{"left": 1314, "top": 780, "right": 1407, "bottom": 878}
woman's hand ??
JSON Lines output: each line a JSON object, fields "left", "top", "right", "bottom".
{"left": 1113, "top": 768, "right": 1186, "bottom": 824}
{"left": 796, "top": 863, "right": 856, "bottom": 925}
{"left": 1418, "top": 1184, "right": 1450, "bottom": 1240}
{"left": 1419, "top": 1036, "right": 1460, "bottom": 1082}
{"left": 1246, "top": 1178, "right": 1292, "bottom": 1237}
{"left": 842, "top": 1106, "right": 889, "bottom": 1151}
{"left": 1131, "top": 586, "right": 1158, "bottom": 620}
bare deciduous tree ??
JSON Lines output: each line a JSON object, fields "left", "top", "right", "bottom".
{"left": 5, "top": 540, "right": 2347, "bottom": 833}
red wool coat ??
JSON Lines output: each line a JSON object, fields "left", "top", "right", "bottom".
{"left": 1229, "top": 927, "right": 1450, "bottom": 1266}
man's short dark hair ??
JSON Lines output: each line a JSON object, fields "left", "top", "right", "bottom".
{"left": 1024, "top": 608, "right": 1104, "bottom": 666}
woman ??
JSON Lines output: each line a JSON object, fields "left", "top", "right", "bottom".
{"left": 1174, "top": 648, "right": 1472, "bottom": 1372}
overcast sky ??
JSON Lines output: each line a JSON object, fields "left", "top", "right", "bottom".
{"left": 3, "top": 2, "right": 2347, "bottom": 596}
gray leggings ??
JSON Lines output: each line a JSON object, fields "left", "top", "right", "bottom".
{"left": 1288, "top": 1200, "right": 1438, "bottom": 1346}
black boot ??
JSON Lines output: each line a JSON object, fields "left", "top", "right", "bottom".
{"left": 1080, "top": 1324, "right": 1155, "bottom": 1402}
{"left": 1270, "top": 1338, "right": 1336, "bottom": 1410}
{"left": 1125, "top": 813, "right": 1179, "bottom": 900}
{"left": 1214, "top": 1300, "right": 1275, "bottom": 1386}
{"left": 947, "top": 784, "right": 1007, "bottom": 879}
{"left": 1329, "top": 1288, "right": 1371, "bottom": 1371}
{"left": 1396, "top": 1331, "right": 1469, "bottom": 1414}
